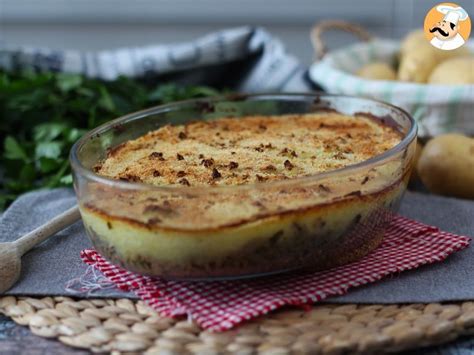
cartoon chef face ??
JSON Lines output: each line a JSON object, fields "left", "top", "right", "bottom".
{"left": 430, "top": 19, "right": 459, "bottom": 40}
{"left": 427, "top": 5, "right": 469, "bottom": 50}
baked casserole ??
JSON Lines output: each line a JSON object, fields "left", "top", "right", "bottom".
{"left": 71, "top": 94, "right": 417, "bottom": 279}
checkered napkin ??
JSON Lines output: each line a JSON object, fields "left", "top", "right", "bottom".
{"left": 81, "top": 215, "right": 470, "bottom": 332}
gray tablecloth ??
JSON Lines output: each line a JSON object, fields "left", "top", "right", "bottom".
{"left": 1, "top": 188, "right": 473, "bottom": 302}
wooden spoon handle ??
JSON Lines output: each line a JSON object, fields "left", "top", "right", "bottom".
{"left": 14, "top": 206, "right": 81, "bottom": 256}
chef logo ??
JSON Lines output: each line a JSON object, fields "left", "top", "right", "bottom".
{"left": 424, "top": 3, "right": 471, "bottom": 50}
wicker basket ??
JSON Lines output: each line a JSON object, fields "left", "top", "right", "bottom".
{"left": 309, "top": 20, "right": 474, "bottom": 138}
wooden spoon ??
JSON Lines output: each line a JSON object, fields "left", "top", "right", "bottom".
{"left": 0, "top": 206, "right": 81, "bottom": 293}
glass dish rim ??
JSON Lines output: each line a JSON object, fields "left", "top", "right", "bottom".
{"left": 69, "top": 92, "right": 417, "bottom": 193}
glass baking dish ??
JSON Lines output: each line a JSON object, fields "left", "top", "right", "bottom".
{"left": 70, "top": 93, "right": 417, "bottom": 280}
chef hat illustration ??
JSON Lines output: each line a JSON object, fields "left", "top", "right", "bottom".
{"left": 437, "top": 5, "right": 469, "bottom": 25}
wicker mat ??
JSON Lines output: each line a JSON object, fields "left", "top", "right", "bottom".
{"left": 1, "top": 297, "right": 474, "bottom": 354}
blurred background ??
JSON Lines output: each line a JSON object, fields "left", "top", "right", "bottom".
{"left": 0, "top": 0, "right": 473, "bottom": 207}
{"left": 1, "top": 4, "right": 474, "bottom": 355}
{"left": 2, "top": 0, "right": 473, "bottom": 65}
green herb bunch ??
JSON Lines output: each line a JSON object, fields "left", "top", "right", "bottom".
{"left": 0, "top": 70, "right": 219, "bottom": 210}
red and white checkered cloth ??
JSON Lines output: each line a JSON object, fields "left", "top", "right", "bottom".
{"left": 81, "top": 215, "right": 470, "bottom": 332}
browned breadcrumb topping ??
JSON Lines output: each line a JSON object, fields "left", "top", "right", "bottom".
{"left": 97, "top": 113, "right": 401, "bottom": 186}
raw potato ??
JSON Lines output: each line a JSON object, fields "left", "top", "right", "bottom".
{"left": 397, "top": 30, "right": 470, "bottom": 83}
{"left": 400, "top": 30, "right": 426, "bottom": 54}
{"left": 409, "top": 141, "right": 423, "bottom": 183}
{"left": 398, "top": 30, "right": 434, "bottom": 83}
{"left": 398, "top": 45, "right": 441, "bottom": 83}
{"left": 417, "top": 134, "right": 474, "bottom": 199}
{"left": 357, "top": 62, "right": 396, "bottom": 80}
{"left": 428, "top": 56, "right": 474, "bottom": 84}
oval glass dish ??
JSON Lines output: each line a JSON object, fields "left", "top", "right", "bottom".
{"left": 70, "top": 93, "right": 417, "bottom": 280}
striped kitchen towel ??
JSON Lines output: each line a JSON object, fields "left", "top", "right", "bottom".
{"left": 0, "top": 27, "right": 310, "bottom": 93}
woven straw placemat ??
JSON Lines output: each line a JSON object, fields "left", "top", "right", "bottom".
{"left": 2, "top": 297, "right": 474, "bottom": 354}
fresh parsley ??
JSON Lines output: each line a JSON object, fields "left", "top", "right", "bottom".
{"left": 0, "top": 70, "right": 219, "bottom": 210}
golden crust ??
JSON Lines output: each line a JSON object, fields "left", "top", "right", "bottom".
{"left": 83, "top": 174, "right": 406, "bottom": 233}
{"left": 96, "top": 113, "right": 402, "bottom": 186}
